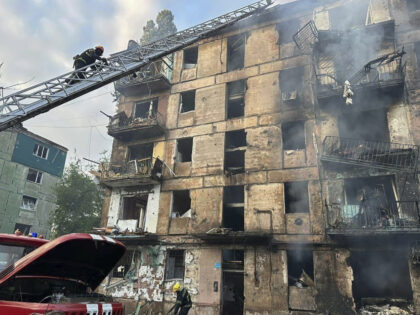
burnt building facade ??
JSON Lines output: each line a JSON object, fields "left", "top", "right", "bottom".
{"left": 100, "top": 0, "right": 420, "bottom": 314}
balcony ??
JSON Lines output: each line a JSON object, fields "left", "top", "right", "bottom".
{"left": 107, "top": 110, "right": 165, "bottom": 141}
{"left": 114, "top": 60, "right": 172, "bottom": 97}
{"left": 326, "top": 201, "right": 420, "bottom": 235}
{"left": 100, "top": 157, "right": 163, "bottom": 188}
{"left": 321, "top": 136, "right": 419, "bottom": 173}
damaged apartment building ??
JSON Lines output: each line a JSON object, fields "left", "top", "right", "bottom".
{"left": 98, "top": 0, "right": 420, "bottom": 314}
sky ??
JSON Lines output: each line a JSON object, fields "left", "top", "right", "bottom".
{"left": 0, "top": 0, "right": 292, "bottom": 169}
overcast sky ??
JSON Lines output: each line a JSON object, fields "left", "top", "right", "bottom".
{"left": 0, "top": 0, "right": 292, "bottom": 168}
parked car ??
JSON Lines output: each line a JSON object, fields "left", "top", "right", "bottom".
{"left": 0, "top": 233, "right": 125, "bottom": 315}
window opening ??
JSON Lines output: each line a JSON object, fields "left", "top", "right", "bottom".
{"left": 183, "top": 47, "right": 198, "bottom": 69}
{"left": 129, "top": 143, "right": 153, "bottom": 161}
{"left": 165, "top": 250, "right": 185, "bottom": 280}
{"left": 33, "top": 144, "right": 48, "bottom": 159}
{"left": 227, "top": 33, "right": 246, "bottom": 72}
{"left": 227, "top": 80, "right": 246, "bottom": 119}
{"left": 112, "top": 250, "right": 138, "bottom": 278}
{"left": 180, "top": 90, "right": 196, "bottom": 113}
{"left": 27, "top": 169, "right": 43, "bottom": 184}
{"left": 225, "top": 130, "right": 246, "bottom": 174}
{"left": 177, "top": 138, "right": 193, "bottom": 162}
{"left": 21, "top": 196, "right": 37, "bottom": 211}
{"left": 222, "top": 249, "right": 244, "bottom": 270}
{"left": 223, "top": 186, "right": 244, "bottom": 231}
{"left": 276, "top": 19, "right": 301, "bottom": 45}
{"left": 134, "top": 99, "right": 158, "bottom": 119}
{"left": 329, "top": 0, "right": 369, "bottom": 30}
{"left": 282, "top": 121, "right": 305, "bottom": 150}
{"left": 279, "top": 67, "right": 304, "bottom": 103}
{"left": 285, "top": 181, "right": 309, "bottom": 214}
{"left": 121, "top": 195, "right": 148, "bottom": 225}
{"left": 287, "top": 250, "right": 314, "bottom": 288}
{"left": 14, "top": 223, "right": 31, "bottom": 235}
{"left": 338, "top": 109, "right": 389, "bottom": 141}
{"left": 172, "top": 190, "right": 191, "bottom": 218}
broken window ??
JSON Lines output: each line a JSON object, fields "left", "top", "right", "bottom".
{"left": 183, "top": 47, "right": 198, "bottom": 69}
{"left": 172, "top": 190, "right": 191, "bottom": 218}
{"left": 33, "top": 144, "right": 48, "bottom": 159}
{"left": 21, "top": 196, "right": 37, "bottom": 211}
{"left": 349, "top": 250, "right": 413, "bottom": 308}
{"left": 129, "top": 143, "right": 153, "bottom": 161}
{"left": 227, "top": 33, "right": 246, "bottom": 72}
{"left": 180, "top": 90, "right": 196, "bottom": 113}
{"left": 225, "top": 130, "right": 246, "bottom": 174}
{"left": 338, "top": 109, "right": 389, "bottom": 141}
{"left": 329, "top": 0, "right": 369, "bottom": 30}
{"left": 14, "top": 223, "right": 31, "bottom": 235}
{"left": 282, "top": 121, "right": 305, "bottom": 150}
{"left": 134, "top": 98, "right": 158, "bottom": 119}
{"left": 276, "top": 19, "right": 301, "bottom": 45}
{"left": 342, "top": 176, "right": 398, "bottom": 228}
{"left": 177, "top": 138, "right": 193, "bottom": 163}
{"left": 279, "top": 67, "right": 304, "bottom": 103}
{"left": 415, "top": 42, "right": 420, "bottom": 72}
{"left": 287, "top": 250, "right": 314, "bottom": 287}
{"left": 223, "top": 186, "right": 244, "bottom": 231}
{"left": 27, "top": 169, "right": 42, "bottom": 184}
{"left": 227, "top": 80, "right": 246, "bottom": 119}
{"left": 112, "top": 250, "right": 137, "bottom": 278}
{"left": 121, "top": 195, "right": 148, "bottom": 229}
{"left": 285, "top": 181, "right": 309, "bottom": 214}
{"left": 165, "top": 250, "right": 185, "bottom": 280}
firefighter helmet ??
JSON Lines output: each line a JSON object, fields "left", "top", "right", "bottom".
{"left": 173, "top": 282, "right": 181, "bottom": 292}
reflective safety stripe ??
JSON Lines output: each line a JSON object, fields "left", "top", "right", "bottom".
{"left": 86, "top": 304, "right": 98, "bottom": 315}
{"left": 89, "top": 234, "right": 103, "bottom": 241}
{"left": 102, "top": 303, "right": 113, "bottom": 315}
{"left": 104, "top": 236, "right": 116, "bottom": 243}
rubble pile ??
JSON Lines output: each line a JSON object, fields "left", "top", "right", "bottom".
{"left": 359, "top": 304, "right": 415, "bottom": 315}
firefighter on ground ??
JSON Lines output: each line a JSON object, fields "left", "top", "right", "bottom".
{"left": 173, "top": 282, "right": 192, "bottom": 315}
{"left": 67, "top": 46, "right": 108, "bottom": 84}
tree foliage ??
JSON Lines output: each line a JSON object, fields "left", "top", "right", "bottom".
{"left": 51, "top": 161, "right": 103, "bottom": 238}
{"left": 140, "top": 10, "right": 177, "bottom": 44}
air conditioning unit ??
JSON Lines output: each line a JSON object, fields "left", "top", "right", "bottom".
{"left": 282, "top": 90, "right": 298, "bottom": 103}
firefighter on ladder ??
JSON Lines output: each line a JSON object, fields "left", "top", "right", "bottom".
{"left": 66, "top": 46, "right": 108, "bottom": 84}
{"left": 170, "top": 283, "right": 192, "bottom": 315}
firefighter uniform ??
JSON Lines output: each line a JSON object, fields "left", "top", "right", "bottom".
{"left": 69, "top": 47, "right": 107, "bottom": 83}
{"left": 174, "top": 287, "right": 192, "bottom": 315}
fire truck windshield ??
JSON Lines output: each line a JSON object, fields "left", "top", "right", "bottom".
{"left": 0, "top": 244, "right": 34, "bottom": 272}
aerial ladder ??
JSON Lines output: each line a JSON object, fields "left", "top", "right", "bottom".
{"left": 0, "top": 0, "right": 271, "bottom": 132}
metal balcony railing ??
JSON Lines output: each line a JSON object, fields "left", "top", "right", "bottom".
{"left": 327, "top": 201, "right": 420, "bottom": 231}
{"left": 107, "top": 110, "right": 164, "bottom": 133}
{"left": 321, "top": 136, "right": 419, "bottom": 172}
{"left": 101, "top": 157, "right": 162, "bottom": 180}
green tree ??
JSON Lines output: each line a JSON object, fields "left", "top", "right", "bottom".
{"left": 140, "top": 10, "right": 177, "bottom": 44}
{"left": 51, "top": 160, "right": 103, "bottom": 237}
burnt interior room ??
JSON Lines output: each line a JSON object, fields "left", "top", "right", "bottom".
{"left": 113, "top": 250, "right": 135, "bottom": 278}
{"left": 129, "top": 143, "right": 154, "bottom": 160}
{"left": 180, "top": 90, "right": 196, "bottom": 113}
{"left": 338, "top": 108, "right": 389, "bottom": 142}
{"left": 282, "top": 121, "right": 305, "bottom": 150}
{"left": 285, "top": 181, "right": 309, "bottom": 214}
{"left": 122, "top": 195, "right": 148, "bottom": 220}
{"left": 279, "top": 67, "right": 304, "bottom": 103}
{"left": 349, "top": 250, "right": 413, "bottom": 308}
{"left": 227, "top": 80, "right": 246, "bottom": 119}
{"left": 227, "top": 33, "right": 246, "bottom": 72}
{"left": 287, "top": 250, "right": 314, "bottom": 286}
{"left": 183, "top": 46, "right": 198, "bottom": 69}
{"left": 172, "top": 190, "right": 191, "bottom": 217}
{"left": 222, "top": 250, "right": 244, "bottom": 315}
{"left": 223, "top": 186, "right": 244, "bottom": 231}
{"left": 177, "top": 138, "right": 193, "bottom": 162}
{"left": 134, "top": 99, "right": 158, "bottom": 119}
{"left": 225, "top": 130, "right": 246, "bottom": 174}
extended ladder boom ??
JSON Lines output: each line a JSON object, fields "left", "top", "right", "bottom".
{"left": 0, "top": 0, "right": 270, "bottom": 132}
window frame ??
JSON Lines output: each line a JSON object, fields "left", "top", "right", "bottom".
{"left": 165, "top": 250, "right": 185, "bottom": 280}
{"left": 33, "top": 144, "right": 49, "bottom": 160}
{"left": 21, "top": 195, "right": 37, "bottom": 211}
{"left": 27, "top": 168, "right": 43, "bottom": 184}
{"left": 179, "top": 90, "right": 196, "bottom": 113}
{"left": 183, "top": 46, "right": 198, "bottom": 69}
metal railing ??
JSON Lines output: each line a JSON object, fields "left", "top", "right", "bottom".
{"left": 327, "top": 201, "right": 420, "bottom": 230}
{"left": 321, "top": 136, "right": 419, "bottom": 172}
{"left": 101, "top": 158, "right": 156, "bottom": 179}
{"left": 107, "top": 110, "right": 164, "bottom": 133}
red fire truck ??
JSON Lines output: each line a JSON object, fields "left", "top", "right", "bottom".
{"left": 0, "top": 233, "right": 125, "bottom": 315}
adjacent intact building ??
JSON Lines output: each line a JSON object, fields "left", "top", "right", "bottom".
{"left": 100, "top": 0, "right": 420, "bottom": 314}
{"left": 0, "top": 127, "right": 67, "bottom": 238}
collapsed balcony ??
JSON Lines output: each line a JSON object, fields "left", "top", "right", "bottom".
{"left": 321, "top": 136, "right": 419, "bottom": 173}
{"left": 107, "top": 111, "right": 165, "bottom": 141}
{"left": 100, "top": 158, "right": 163, "bottom": 188}
{"left": 114, "top": 59, "right": 172, "bottom": 97}
{"left": 327, "top": 201, "right": 420, "bottom": 234}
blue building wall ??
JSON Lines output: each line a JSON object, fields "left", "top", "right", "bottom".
{"left": 11, "top": 133, "right": 66, "bottom": 177}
